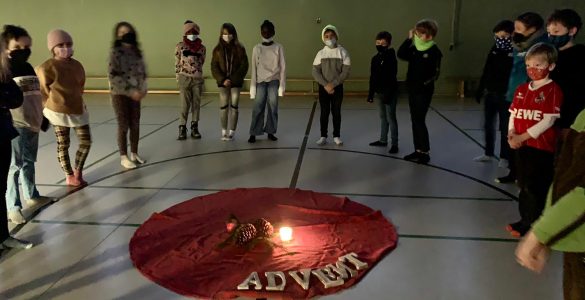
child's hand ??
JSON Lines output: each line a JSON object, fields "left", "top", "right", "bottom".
{"left": 515, "top": 230, "right": 549, "bottom": 273}
{"left": 223, "top": 79, "right": 232, "bottom": 88}
{"left": 325, "top": 83, "right": 335, "bottom": 94}
{"left": 408, "top": 29, "right": 415, "bottom": 39}
{"left": 130, "top": 91, "right": 143, "bottom": 101}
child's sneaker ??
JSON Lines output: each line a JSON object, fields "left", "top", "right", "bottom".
{"left": 8, "top": 209, "right": 26, "bottom": 224}
{"left": 228, "top": 130, "right": 235, "bottom": 141}
{"left": 221, "top": 129, "right": 229, "bottom": 141}
{"left": 130, "top": 153, "right": 146, "bottom": 164}
{"left": 316, "top": 137, "right": 327, "bottom": 145}
{"left": 333, "top": 137, "right": 343, "bottom": 145}
{"left": 121, "top": 155, "right": 137, "bottom": 169}
{"left": 1, "top": 236, "right": 33, "bottom": 249}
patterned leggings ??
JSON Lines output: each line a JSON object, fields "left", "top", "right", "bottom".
{"left": 54, "top": 125, "right": 92, "bottom": 175}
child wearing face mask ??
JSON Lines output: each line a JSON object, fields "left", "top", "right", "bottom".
{"left": 547, "top": 9, "right": 585, "bottom": 131}
{"left": 497, "top": 12, "right": 548, "bottom": 184}
{"left": 1, "top": 25, "right": 53, "bottom": 225}
{"left": 367, "top": 31, "right": 399, "bottom": 153}
{"left": 312, "top": 24, "right": 351, "bottom": 146}
{"left": 211, "top": 23, "right": 248, "bottom": 141}
{"left": 176, "top": 20, "right": 206, "bottom": 140}
{"left": 248, "top": 20, "right": 286, "bottom": 143}
{"left": 109, "top": 21, "right": 147, "bottom": 169}
{"left": 507, "top": 43, "right": 563, "bottom": 237}
{"left": 37, "top": 29, "right": 91, "bottom": 187}
{"left": 397, "top": 19, "right": 442, "bottom": 164}
{"left": 473, "top": 20, "right": 514, "bottom": 165}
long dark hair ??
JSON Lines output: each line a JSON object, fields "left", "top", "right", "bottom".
{"left": 0, "top": 38, "right": 9, "bottom": 82}
{"left": 218, "top": 23, "right": 239, "bottom": 46}
{"left": 112, "top": 21, "right": 142, "bottom": 58}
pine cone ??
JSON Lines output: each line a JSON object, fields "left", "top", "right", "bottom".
{"left": 253, "top": 218, "right": 274, "bottom": 237}
{"left": 235, "top": 223, "right": 257, "bottom": 246}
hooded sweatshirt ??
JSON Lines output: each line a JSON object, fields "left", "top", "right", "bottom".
{"left": 312, "top": 25, "right": 351, "bottom": 87}
{"left": 532, "top": 109, "right": 585, "bottom": 252}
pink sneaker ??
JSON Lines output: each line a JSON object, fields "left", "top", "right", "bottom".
{"left": 73, "top": 169, "right": 88, "bottom": 186}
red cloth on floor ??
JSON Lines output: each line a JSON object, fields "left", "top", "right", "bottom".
{"left": 130, "top": 188, "right": 398, "bottom": 299}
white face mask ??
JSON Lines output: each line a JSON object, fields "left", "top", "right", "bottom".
{"left": 324, "top": 38, "right": 337, "bottom": 48}
{"left": 262, "top": 37, "right": 273, "bottom": 43}
{"left": 186, "top": 34, "right": 198, "bottom": 41}
{"left": 55, "top": 47, "right": 74, "bottom": 59}
{"left": 222, "top": 34, "right": 233, "bottom": 43}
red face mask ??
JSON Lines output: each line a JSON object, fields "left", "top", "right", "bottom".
{"left": 526, "top": 67, "right": 550, "bottom": 81}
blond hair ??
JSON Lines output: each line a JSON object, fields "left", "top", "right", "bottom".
{"left": 526, "top": 42, "right": 558, "bottom": 64}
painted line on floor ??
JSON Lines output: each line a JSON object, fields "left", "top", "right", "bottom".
{"left": 290, "top": 100, "right": 317, "bottom": 188}
{"left": 54, "top": 117, "right": 179, "bottom": 184}
{"left": 399, "top": 234, "right": 518, "bottom": 243}
{"left": 429, "top": 106, "right": 488, "bottom": 152}
{"left": 332, "top": 192, "right": 511, "bottom": 202}
{"left": 306, "top": 147, "right": 518, "bottom": 201}
{"left": 26, "top": 219, "right": 518, "bottom": 243}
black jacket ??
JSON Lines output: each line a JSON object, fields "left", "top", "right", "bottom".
{"left": 0, "top": 78, "right": 23, "bottom": 141}
{"left": 397, "top": 38, "right": 442, "bottom": 86}
{"left": 368, "top": 48, "right": 398, "bottom": 102}
{"left": 476, "top": 46, "right": 513, "bottom": 99}
{"left": 550, "top": 44, "right": 585, "bottom": 129}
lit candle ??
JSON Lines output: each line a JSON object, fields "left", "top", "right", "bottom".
{"left": 279, "top": 227, "right": 293, "bottom": 242}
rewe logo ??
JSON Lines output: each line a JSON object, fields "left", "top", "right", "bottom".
{"left": 511, "top": 108, "right": 543, "bottom": 121}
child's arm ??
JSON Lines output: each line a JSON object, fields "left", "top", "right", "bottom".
{"left": 174, "top": 43, "right": 181, "bottom": 76}
{"left": 278, "top": 45, "right": 286, "bottom": 97}
{"left": 210, "top": 48, "right": 226, "bottom": 84}
{"left": 35, "top": 63, "right": 53, "bottom": 106}
{"left": 200, "top": 45, "right": 206, "bottom": 69}
{"left": 424, "top": 51, "right": 442, "bottom": 85}
{"left": 0, "top": 79, "right": 23, "bottom": 109}
{"left": 331, "top": 49, "right": 350, "bottom": 87}
{"left": 233, "top": 46, "right": 249, "bottom": 85}
{"left": 249, "top": 45, "right": 258, "bottom": 99}
{"left": 396, "top": 38, "right": 413, "bottom": 61}
{"left": 533, "top": 187, "right": 585, "bottom": 247}
{"left": 311, "top": 51, "right": 328, "bottom": 87}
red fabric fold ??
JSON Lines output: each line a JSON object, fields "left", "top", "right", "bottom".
{"left": 130, "top": 188, "right": 398, "bottom": 299}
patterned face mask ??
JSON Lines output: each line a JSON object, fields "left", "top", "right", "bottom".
{"left": 526, "top": 67, "right": 550, "bottom": 81}
{"left": 494, "top": 36, "right": 512, "bottom": 51}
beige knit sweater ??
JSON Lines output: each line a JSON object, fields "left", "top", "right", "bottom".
{"left": 36, "top": 58, "right": 85, "bottom": 114}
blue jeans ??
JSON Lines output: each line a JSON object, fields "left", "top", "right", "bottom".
{"left": 375, "top": 92, "right": 398, "bottom": 145}
{"left": 6, "top": 127, "right": 40, "bottom": 211}
{"left": 250, "top": 80, "right": 279, "bottom": 136}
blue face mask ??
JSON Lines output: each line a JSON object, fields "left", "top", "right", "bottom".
{"left": 548, "top": 34, "right": 572, "bottom": 49}
{"left": 494, "top": 36, "right": 512, "bottom": 51}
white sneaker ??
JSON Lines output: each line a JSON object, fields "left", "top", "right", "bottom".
{"left": 228, "top": 130, "right": 235, "bottom": 141}
{"left": 473, "top": 155, "right": 494, "bottom": 162}
{"left": 221, "top": 129, "right": 229, "bottom": 141}
{"left": 8, "top": 209, "right": 26, "bottom": 225}
{"left": 130, "top": 153, "right": 146, "bottom": 164}
{"left": 316, "top": 137, "right": 327, "bottom": 145}
{"left": 121, "top": 155, "right": 137, "bottom": 169}
{"left": 333, "top": 137, "right": 343, "bottom": 145}
{"left": 498, "top": 158, "right": 509, "bottom": 168}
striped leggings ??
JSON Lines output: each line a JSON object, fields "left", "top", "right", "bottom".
{"left": 54, "top": 125, "right": 92, "bottom": 175}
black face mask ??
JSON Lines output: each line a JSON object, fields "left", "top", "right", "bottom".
{"left": 376, "top": 45, "right": 387, "bottom": 53}
{"left": 121, "top": 32, "right": 137, "bottom": 45}
{"left": 512, "top": 32, "right": 528, "bottom": 44}
{"left": 10, "top": 48, "right": 31, "bottom": 63}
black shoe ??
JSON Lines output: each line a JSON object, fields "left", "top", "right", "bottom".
{"left": 369, "top": 141, "right": 388, "bottom": 147}
{"left": 495, "top": 174, "right": 516, "bottom": 184}
{"left": 178, "top": 125, "right": 187, "bottom": 140}
{"left": 388, "top": 145, "right": 399, "bottom": 154}
{"left": 267, "top": 134, "right": 278, "bottom": 141}
{"left": 404, "top": 151, "right": 419, "bottom": 161}
{"left": 190, "top": 122, "right": 201, "bottom": 139}
{"left": 248, "top": 135, "right": 256, "bottom": 143}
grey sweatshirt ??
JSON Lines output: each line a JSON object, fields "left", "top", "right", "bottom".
{"left": 312, "top": 45, "right": 351, "bottom": 87}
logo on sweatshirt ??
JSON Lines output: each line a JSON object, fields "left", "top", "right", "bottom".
{"left": 516, "top": 92, "right": 524, "bottom": 100}
{"left": 535, "top": 92, "right": 545, "bottom": 103}
{"left": 511, "top": 108, "right": 543, "bottom": 121}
